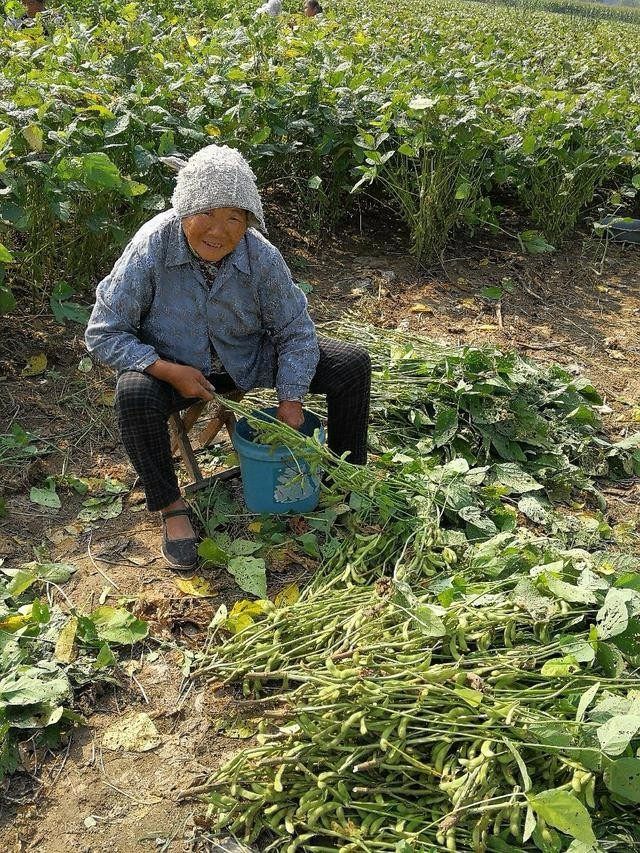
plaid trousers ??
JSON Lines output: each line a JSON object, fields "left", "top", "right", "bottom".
{"left": 115, "top": 337, "right": 371, "bottom": 511}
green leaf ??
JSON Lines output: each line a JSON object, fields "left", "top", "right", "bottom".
{"left": 93, "top": 643, "right": 116, "bottom": 670}
{"left": 78, "top": 496, "right": 122, "bottom": 521}
{"left": 30, "top": 482, "right": 61, "bottom": 509}
{"left": 541, "top": 655, "right": 579, "bottom": 677}
{"left": 80, "top": 152, "right": 122, "bottom": 192}
{"left": 527, "top": 789, "right": 596, "bottom": 844}
{"left": 408, "top": 95, "right": 439, "bottom": 110}
{"left": 88, "top": 606, "right": 148, "bottom": 645}
{"left": 411, "top": 604, "right": 447, "bottom": 637}
{"left": 7, "top": 569, "right": 38, "bottom": 597}
{"left": 557, "top": 636, "right": 595, "bottom": 663}
{"left": 433, "top": 405, "right": 458, "bottom": 448}
{"left": 227, "top": 556, "right": 267, "bottom": 599}
{"left": 0, "top": 127, "right": 12, "bottom": 150}
{"left": 0, "top": 243, "right": 15, "bottom": 263}
{"left": 597, "top": 588, "right": 632, "bottom": 639}
{"left": 0, "top": 671, "right": 70, "bottom": 707}
{"left": 576, "top": 682, "right": 600, "bottom": 723}
{"left": 480, "top": 285, "right": 503, "bottom": 300}
{"left": 596, "top": 641, "right": 625, "bottom": 677}
{"left": 23, "top": 561, "right": 76, "bottom": 584}
{"left": 308, "top": 175, "right": 322, "bottom": 189}
{"left": 504, "top": 738, "right": 532, "bottom": 792}
{"left": 520, "top": 230, "right": 555, "bottom": 254}
{"left": 198, "top": 538, "right": 229, "bottom": 565}
{"left": 455, "top": 181, "right": 472, "bottom": 200}
{"left": 228, "top": 539, "right": 262, "bottom": 557}
{"left": 546, "top": 576, "right": 597, "bottom": 605}
{"left": 605, "top": 757, "right": 640, "bottom": 802}
{"left": 493, "top": 463, "right": 543, "bottom": 494}
{"left": 518, "top": 495, "right": 550, "bottom": 524}
{"left": 596, "top": 713, "right": 640, "bottom": 756}
{"left": 0, "top": 283, "right": 16, "bottom": 314}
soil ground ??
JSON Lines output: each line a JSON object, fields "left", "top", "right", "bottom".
{"left": 0, "top": 208, "right": 638, "bottom": 852}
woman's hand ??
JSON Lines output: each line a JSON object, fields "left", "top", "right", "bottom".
{"left": 146, "top": 360, "right": 215, "bottom": 401}
{"left": 277, "top": 400, "right": 304, "bottom": 429}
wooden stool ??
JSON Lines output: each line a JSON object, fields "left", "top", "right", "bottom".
{"left": 169, "top": 392, "right": 244, "bottom": 494}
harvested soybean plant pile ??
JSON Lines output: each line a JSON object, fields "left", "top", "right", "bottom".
{"left": 194, "top": 325, "right": 640, "bottom": 852}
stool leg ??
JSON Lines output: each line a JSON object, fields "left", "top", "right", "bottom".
{"left": 169, "top": 412, "right": 203, "bottom": 485}
{"left": 170, "top": 401, "right": 207, "bottom": 455}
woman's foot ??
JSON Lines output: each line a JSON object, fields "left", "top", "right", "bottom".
{"left": 160, "top": 499, "right": 198, "bottom": 570}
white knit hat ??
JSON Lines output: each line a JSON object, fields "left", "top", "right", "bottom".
{"left": 171, "top": 144, "right": 267, "bottom": 232}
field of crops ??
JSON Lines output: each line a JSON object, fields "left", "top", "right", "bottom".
{"left": 1, "top": 0, "right": 640, "bottom": 314}
{"left": 2, "top": 0, "right": 640, "bottom": 851}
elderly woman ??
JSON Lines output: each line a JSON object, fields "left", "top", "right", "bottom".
{"left": 85, "top": 145, "right": 371, "bottom": 570}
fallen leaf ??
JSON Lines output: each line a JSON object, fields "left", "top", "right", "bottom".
{"left": 22, "top": 353, "right": 47, "bottom": 376}
{"left": 102, "top": 712, "right": 161, "bottom": 752}
{"left": 248, "top": 521, "right": 262, "bottom": 533}
{"left": 97, "top": 391, "right": 115, "bottom": 406}
{"left": 30, "top": 482, "right": 61, "bottom": 509}
{"left": 409, "top": 303, "right": 433, "bottom": 314}
{"left": 174, "top": 575, "right": 216, "bottom": 597}
{"left": 77, "top": 356, "right": 93, "bottom": 373}
{"left": 274, "top": 583, "right": 300, "bottom": 607}
{"left": 54, "top": 616, "right": 78, "bottom": 663}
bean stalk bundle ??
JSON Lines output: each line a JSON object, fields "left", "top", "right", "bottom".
{"left": 197, "top": 529, "right": 640, "bottom": 851}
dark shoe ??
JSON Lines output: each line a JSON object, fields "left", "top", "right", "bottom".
{"left": 161, "top": 508, "right": 198, "bottom": 571}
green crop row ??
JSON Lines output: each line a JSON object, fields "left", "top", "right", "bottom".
{"left": 1, "top": 0, "right": 639, "bottom": 309}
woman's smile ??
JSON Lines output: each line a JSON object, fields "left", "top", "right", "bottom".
{"left": 182, "top": 207, "right": 248, "bottom": 262}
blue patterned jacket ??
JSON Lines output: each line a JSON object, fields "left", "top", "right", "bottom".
{"left": 85, "top": 210, "right": 319, "bottom": 401}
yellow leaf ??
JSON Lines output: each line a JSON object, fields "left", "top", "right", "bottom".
{"left": 97, "top": 391, "right": 115, "bottom": 407}
{"left": 473, "top": 324, "right": 499, "bottom": 331}
{"left": 409, "top": 303, "right": 432, "bottom": 314}
{"left": 174, "top": 575, "right": 216, "bottom": 597}
{"left": 0, "top": 606, "right": 33, "bottom": 632}
{"left": 631, "top": 408, "right": 640, "bottom": 423}
{"left": 102, "top": 712, "right": 161, "bottom": 752}
{"left": 275, "top": 583, "right": 300, "bottom": 607}
{"left": 54, "top": 616, "right": 78, "bottom": 663}
{"left": 22, "top": 352, "right": 47, "bottom": 376}
{"left": 248, "top": 521, "right": 262, "bottom": 533}
{"left": 22, "top": 124, "right": 43, "bottom": 152}
{"left": 205, "top": 124, "right": 221, "bottom": 138}
{"left": 223, "top": 598, "right": 271, "bottom": 634}
{"left": 186, "top": 34, "right": 199, "bottom": 48}
{"left": 120, "top": 2, "right": 139, "bottom": 22}
{"left": 460, "top": 298, "right": 476, "bottom": 309}
{"left": 479, "top": 257, "right": 490, "bottom": 267}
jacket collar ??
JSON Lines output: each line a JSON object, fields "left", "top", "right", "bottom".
{"left": 165, "top": 213, "right": 251, "bottom": 275}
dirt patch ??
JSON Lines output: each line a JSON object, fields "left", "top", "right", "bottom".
{"left": 0, "top": 216, "right": 639, "bottom": 851}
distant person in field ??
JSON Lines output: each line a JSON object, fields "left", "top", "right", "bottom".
{"left": 85, "top": 145, "right": 371, "bottom": 571}
{"left": 304, "top": 0, "right": 323, "bottom": 15}
{"left": 254, "top": 0, "right": 282, "bottom": 16}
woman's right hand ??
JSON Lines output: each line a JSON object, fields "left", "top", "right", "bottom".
{"left": 147, "top": 360, "right": 215, "bottom": 401}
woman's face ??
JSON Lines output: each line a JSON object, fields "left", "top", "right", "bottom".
{"left": 182, "top": 207, "right": 248, "bottom": 263}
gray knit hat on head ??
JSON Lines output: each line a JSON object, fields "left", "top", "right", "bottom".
{"left": 171, "top": 144, "right": 267, "bottom": 232}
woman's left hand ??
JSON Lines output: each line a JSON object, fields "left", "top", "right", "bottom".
{"left": 277, "top": 400, "right": 305, "bottom": 429}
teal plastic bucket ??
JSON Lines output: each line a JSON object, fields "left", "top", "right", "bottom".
{"left": 232, "top": 407, "right": 324, "bottom": 514}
